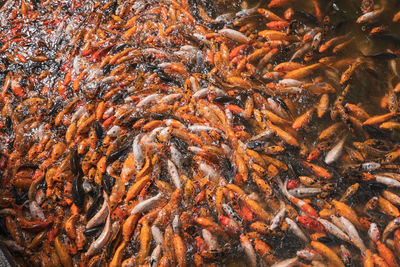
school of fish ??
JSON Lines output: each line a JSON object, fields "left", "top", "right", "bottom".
{"left": 1, "top": 0, "right": 400, "bottom": 266}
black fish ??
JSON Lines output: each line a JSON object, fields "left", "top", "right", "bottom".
{"left": 83, "top": 224, "right": 103, "bottom": 236}
{"left": 106, "top": 145, "right": 130, "bottom": 164}
{"left": 246, "top": 140, "right": 267, "bottom": 150}
{"left": 0, "top": 215, "right": 8, "bottom": 236}
{"left": 222, "top": 158, "right": 234, "bottom": 183}
{"left": 72, "top": 173, "right": 85, "bottom": 209}
{"left": 273, "top": 96, "right": 293, "bottom": 118}
{"left": 11, "top": 187, "right": 28, "bottom": 205}
{"left": 317, "top": 235, "right": 337, "bottom": 246}
{"left": 213, "top": 96, "right": 240, "bottom": 105}
{"left": 102, "top": 173, "right": 115, "bottom": 195}
{"left": 364, "top": 52, "right": 397, "bottom": 60}
{"left": 86, "top": 193, "right": 104, "bottom": 222}
{"left": 293, "top": 11, "right": 319, "bottom": 25}
{"left": 70, "top": 148, "right": 82, "bottom": 176}
{"left": 370, "top": 34, "right": 400, "bottom": 44}
{"left": 94, "top": 121, "right": 104, "bottom": 139}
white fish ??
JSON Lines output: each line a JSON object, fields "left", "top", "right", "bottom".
{"left": 209, "top": 86, "right": 226, "bottom": 96}
{"left": 240, "top": 235, "right": 257, "bottom": 267}
{"left": 106, "top": 125, "right": 121, "bottom": 138}
{"left": 160, "top": 93, "right": 182, "bottom": 104}
{"left": 267, "top": 97, "right": 290, "bottom": 119}
{"left": 297, "top": 249, "right": 322, "bottom": 261}
{"left": 150, "top": 244, "right": 162, "bottom": 267}
{"left": 368, "top": 223, "right": 380, "bottom": 243}
{"left": 330, "top": 215, "right": 347, "bottom": 233}
{"left": 151, "top": 226, "right": 164, "bottom": 245}
{"left": 375, "top": 175, "right": 400, "bottom": 187}
{"left": 35, "top": 188, "right": 45, "bottom": 205}
{"left": 130, "top": 193, "right": 163, "bottom": 215}
{"left": 202, "top": 229, "right": 218, "bottom": 250}
{"left": 103, "top": 107, "right": 114, "bottom": 119}
{"left": 362, "top": 162, "right": 381, "bottom": 171}
{"left": 180, "top": 45, "right": 199, "bottom": 53}
{"left": 278, "top": 79, "right": 305, "bottom": 87}
{"left": 218, "top": 28, "right": 250, "bottom": 43}
{"left": 188, "top": 146, "right": 203, "bottom": 154}
{"left": 290, "top": 43, "right": 312, "bottom": 62}
{"left": 289, "top": 187, "right": 322, "bottom": 198}
{"left": 312, "top": 32, "right": 323, "bottom": 50}
{"left": 390, "top": 57, "right": 399, "bottom": 77}
{"left": 247, "top": 128, "right": 275, "bottom": 142}
{"left": 143, "top": 127, "right": 164, "bottom": 144}
{"left": 190, "top": 76, "right": 200, "bottom": 92}
{"left": 188, "top": 124, "right": 223, "bottom": 133}
{"left": 225, "top": 108, "right": 234, "bottom": 127}
{"left": 157, "top": 127, "right": 171, "bottom": 141}
{"left": 285, "top": 218, "right": 308, "bottom": 242}
{"left": 82, "top": 181, "right": 93, "bottom": 193}
{"left": 86, "top": 214, "right": 111, "bottom": 257}
{"left": 340, "top": 216, "right": 367, "bottom": 255}
{"left": 37, "top": 123, "right": 46, "bottom": 140}
{"left": 270, "top": 202, "right": 286, "bottom": 230}
{"left": 193, "top": 33, "right": 208, "bottom": 43}
{"left": 236, "top": 6, "right": 258, "bottom": 17}
{"left": 215, "top": 13, "right": 235, "bottom": 23}
{"left": 143, "top": 48, "right": 167, "bottom": 55}
{"left": 86, "top": 67, "right": 102, "bottom": 81}
{"left": 192, "top": 88, "right": 209, "bottom": 99}
{"left": 29, "top": 201, "right": 45, "bottom": 221}
{"left": 132, "top": 134, "right": 144, "bottom": 171}
{"left": 167, "top": 159, "right": 181, "bottom": 189}
{"left": 198, "top": 162, "right": 220, "bottom": 182}
{"left": 71, "top": 106, "right": 86, "bottom": 122}
{"left": 379, "top": 172, "right": 400, "bottom": 181}
{"left": 170, "top": 144, "right": 183, "bottom": 169}
{"left": 356, "top": 8, "right": 384, "bottom": 24}
{"left": 325, "top": 136, "right": 346, "bottom": 164}
{"left": 172, "top": 215, "right": 180, "bottom": 234}
{"left": 317, "top": 218, "right": 350, "bottom": 242}
{"left": 137, "top": 94, "right": 161, "bottom": 108}
{"left": 87, "top": 192, "right": 109, "bottom": 229}
{"left": 223, "top": 204, "right": 242, "bottom": 223}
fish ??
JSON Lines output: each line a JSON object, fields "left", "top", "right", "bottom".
{"left": 130, "top": 193, "right": 163, "bottom": 215}
{"left": 340, "top": 216, "right": 367, "bottom": 255}
{"left": 285, "top": 217, "right": 308, "bottom": 242}
{"left": 270, "top": 201, "right": 286, "bottom": 230}
{"left": 324, "top": 136, "right": 346, "bottom": 164}
{"left": 2, "top": 0, "right": 400, "bottom": 266}
{"left": 86, "top": 214, "right": 112, "bottom": 257}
